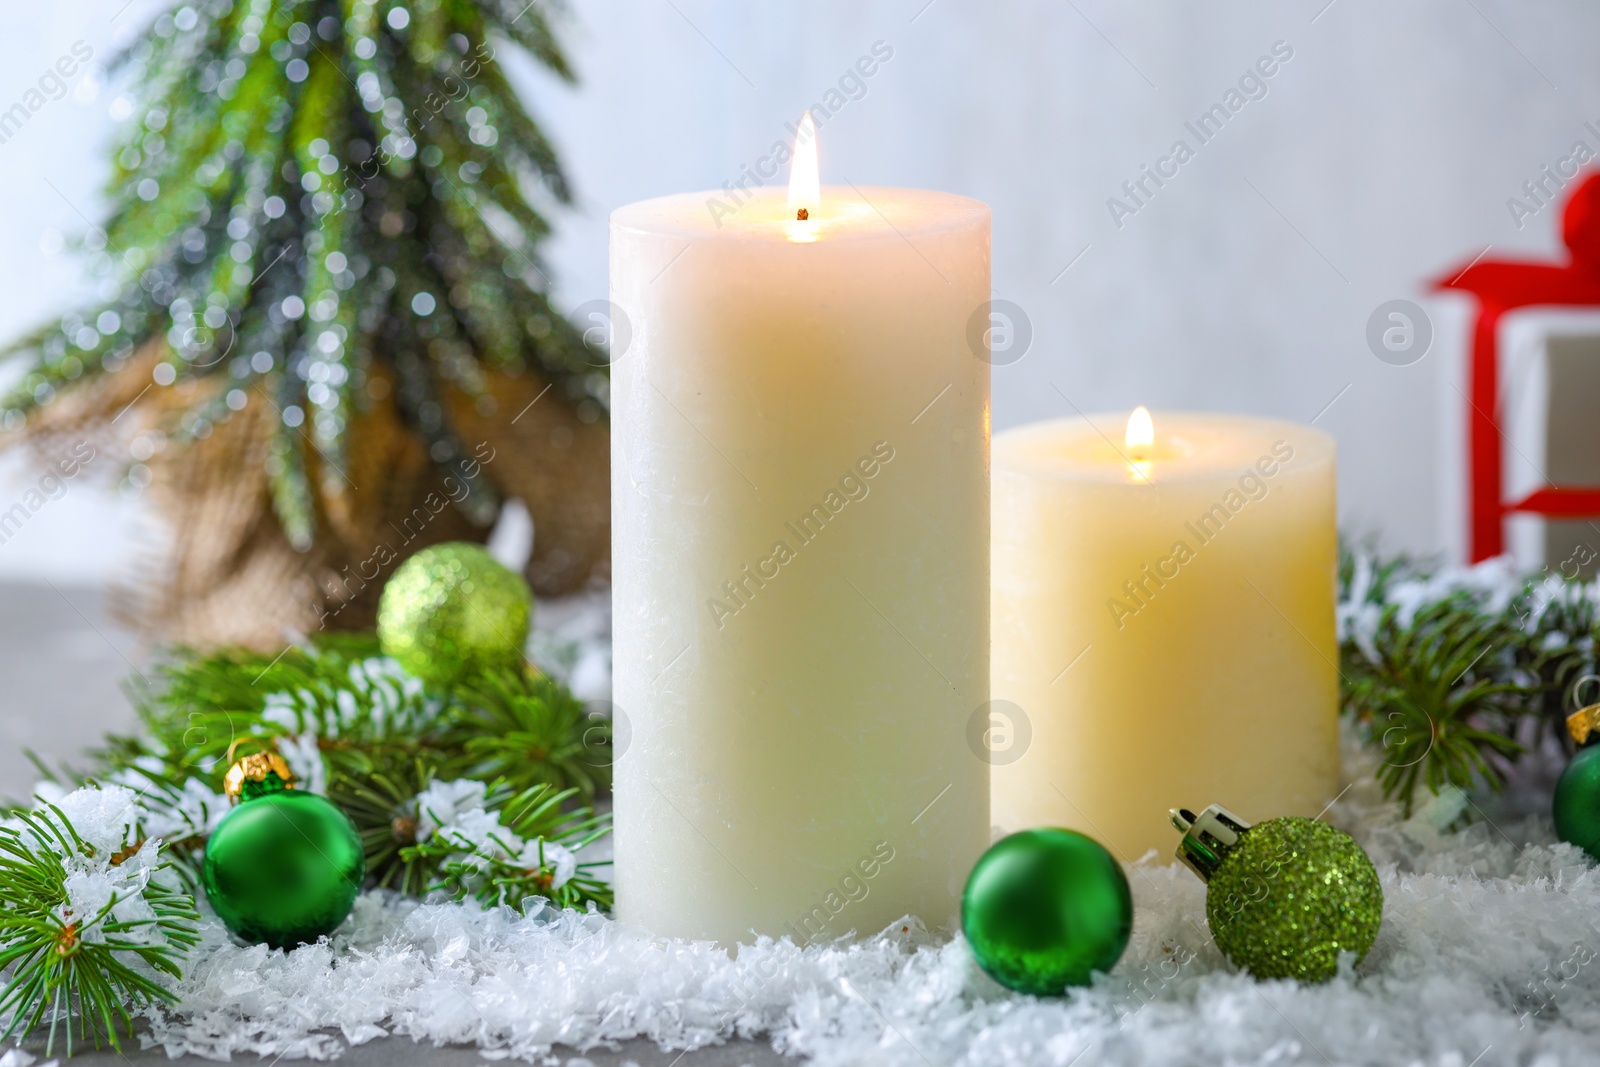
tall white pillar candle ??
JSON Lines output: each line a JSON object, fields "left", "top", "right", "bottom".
{"left": 610, "top": 168, "right": 991, "bottom": 944}
{"left": 990, "top": 410, "right": 1339, "bottom": 861}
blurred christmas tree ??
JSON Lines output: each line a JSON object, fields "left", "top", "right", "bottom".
{"left": 1, "top": 0, "right": 609, "bottom": 645}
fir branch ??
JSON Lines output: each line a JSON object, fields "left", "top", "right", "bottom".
{"left": 447, "top": 668, "right": 611, "bottom": 800}
{"left": 0, "top": 633, "right": 616, "bottom": 1046}
{"left": 405, "top": 781, "right": 611, "bottom": 912}
{"left": 1334, "top": 550, "right": 1600, "bottom": 815}
{"left": 333, "top": 755, "right": 438, "bottom": 896}
{"left": 86, "top": 636, "right": 613, "bottom": 911}
{"left": 1509, "top": 574, "right": 1600, "bottom": 749}
{"left": 0, "top": 803, "right": 199, "bottom": 1056}
{"left": 1342, "top": 598, "right": 1532, "bottom": 813}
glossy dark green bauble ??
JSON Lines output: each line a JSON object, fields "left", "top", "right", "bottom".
{"left": 1207, "top": 816, "right": 1381, "bottom": 983}
{"left": 201, "top": 789, "right": 365, "bottom": 949}
{"left": 377, "top": 542, "right": 532, "bottom": 687}
{"left": 961, "top": 828, "right": 1133, "bottom": 995}
{"left": 1554, "top": 743, "right": 1600, "bottom": 860}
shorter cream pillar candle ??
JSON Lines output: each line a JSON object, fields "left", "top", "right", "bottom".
{"left": 990, "top": 410, "right": 1339, "bottom": 860}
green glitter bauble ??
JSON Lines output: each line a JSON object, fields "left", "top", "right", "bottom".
{"left": 377, "top": 542, "right": 532, "bottom": 687}
{"left": 961, "top": 828, "right": 1133, "bottom": 995}
{"left": 1553, "top": 744, "right": 1600, "bottom": 860}
{"left": 202, "top": 785, "right": 365, "bottom": 949}
{"left": 1206, "top": 816, "right": 1382, "bottom": 983}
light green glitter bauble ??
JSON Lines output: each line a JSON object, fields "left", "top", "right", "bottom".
{"left": 377, "top": 542, "right": 531, "bottom": 687}
{"left": 1203, "top": 815, "right": 1382, "bottom": 983}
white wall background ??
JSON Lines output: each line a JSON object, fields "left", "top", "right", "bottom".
{"left": 4, "top": 0, "right": 1599, "bottom": 582}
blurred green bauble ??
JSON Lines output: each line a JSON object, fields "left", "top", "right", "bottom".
{"left": 1207, "top": 816, "right": 1382, "bottom": 983}
{"left": 961, "top": 827, "right": 1132, "bottom": 995}
{"left": 378, "top": 542, "right": 532, "bottom": 687}
{"left": 202, "top": 787, "right": 365, "bottom": 949}
{"left": 1554, "top": 744, "right": 1600, "bottom": 860}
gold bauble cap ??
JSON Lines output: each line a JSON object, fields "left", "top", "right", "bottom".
{"left": 1570, "top": 704, "right": 1600, "bottom": 747}
{"left": 222, "top": 742, "right": 298, "bottom": 803}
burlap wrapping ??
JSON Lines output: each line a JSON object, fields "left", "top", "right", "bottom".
{"left": 10, "top": 346, "right": 608, "bottom": 649}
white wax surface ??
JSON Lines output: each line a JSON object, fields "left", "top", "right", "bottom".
{"left": 611, "top": 185, "right": 991, "bottom": 944}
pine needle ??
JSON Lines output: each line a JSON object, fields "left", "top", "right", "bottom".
{"left": 0, "top": 805, "right": 199, "bottom": 1054}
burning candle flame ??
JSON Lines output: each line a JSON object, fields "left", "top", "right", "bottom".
{"left": 1126, "top": 406, "right": 1154, "bottom": 482}
{"left": 1126, "top": 406, "right": 1154, "bottom": 454}
{"left": 787, "top": 111, "right": 820, "bottom": 222}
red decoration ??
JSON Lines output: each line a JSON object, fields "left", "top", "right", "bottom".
{"left": 1435, "top": 171, "right": 1600, "bottom": 561}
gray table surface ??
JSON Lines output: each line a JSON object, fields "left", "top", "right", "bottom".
{"left": 0, "top": 582, "right": 787, "bottom": 1065}
{"left": 34, "top": 1036, "right": 780, "bottom": 1066}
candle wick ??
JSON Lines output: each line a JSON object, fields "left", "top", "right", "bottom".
{"left": 796, "top": 208, "right": 809, "bottom": 221}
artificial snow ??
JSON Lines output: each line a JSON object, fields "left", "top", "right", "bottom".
{"left": 54, "top": 728, "right": 1586, "bottom": 1065}
{"left": 16, "top": 580, "right": 1600, "bottom": 1063}
{"left": 528, "top": 590, "right": 612, "bottom": 703}
{"left": 0, "top": 1050, "right": 57, "bottom": 1067}
{"left": 413, "top": 778, "right": 580, "bottom": 890}
{"left": 28, "top": 781, "right": 141, "bottom": 857}
{"left": 415, "top": 779, "right": 491, "bottom": 840}
{"left": 116, "top": 772, "right": 230, "bottom": 840}
{"left": 5, "top": 783, "right": 178, "bottom": 961}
